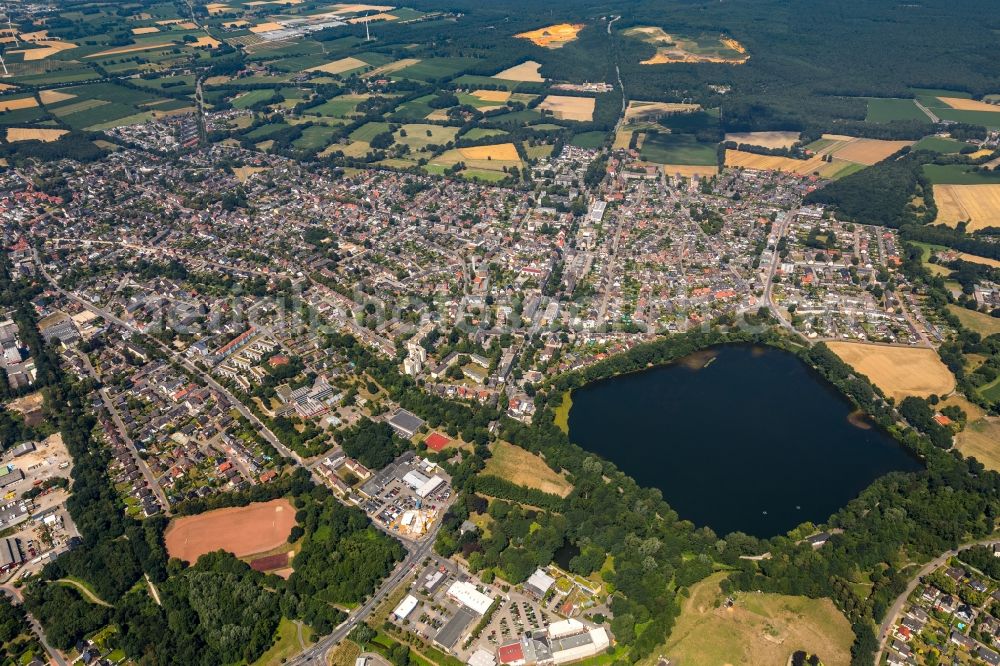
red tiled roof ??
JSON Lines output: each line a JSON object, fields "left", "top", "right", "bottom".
{"left": 498, "top": 643, "right": 524, "bottom": 664}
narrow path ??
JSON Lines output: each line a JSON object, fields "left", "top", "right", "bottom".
{"left": 145, "top": 574, "right": 162, "bottom": 606}
{"left": 56, "top": 578, "right": 111, "bottom": 607}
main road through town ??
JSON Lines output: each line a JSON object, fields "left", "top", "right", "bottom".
{"left": 33, "top": 246, "right": 448, "bottom": 666}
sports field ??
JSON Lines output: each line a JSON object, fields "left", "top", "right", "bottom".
{"left": 649, "top": 572, "right": 853, "bottom": 666}
{"left": 538, "top": 95, "right": 595, "bottom": 121}
{"left": 164, "top": 498, "right": 297, "bottom": 563}
{"left": 933, "top": 184, "right": 1000, "bottom": 231}
{"left": 515, "top": 23, "right": 583, "bottom": 49}
{"left": 483, "top": 442, "right": 573, "bottom": 498}
{"left": 826, "top": 342, "right": 955, "bottom": 402}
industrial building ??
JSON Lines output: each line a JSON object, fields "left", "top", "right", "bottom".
{"left": 497, "top": 620, "right": 610, "bottom": 666}
{"left": 393, "top": 594, "right": 419, "bottom": 621}
{"left": 0, "top": 537, "right": 23, "bottom": 572}
{"left": 447, "top": 580, "right": 495, "bottom": 615}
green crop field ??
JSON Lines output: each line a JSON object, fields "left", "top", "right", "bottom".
{"left": 571, "top": 131, "right": 608, "bottom": 149}
{"left": 396, "top": 124, "right": 459, "bottom": 151}
{"left": 232, "top": 89, "right": 278, "bottom": 109}
{"left": 923, "top": 164, "right": 1000, "bottom": 185}
{"left": 911, "top": 136, "right": 974, "bottom": 153}
{"left": 308, "top": 97, "right": 364, "bottom": 118}
{"left": 349, "top": 122, "right": 391, "bottom": 142}
{"left": 463, "top": 128, "right": 508, "bottom": 141}
{"left": 393, "top": 57, "right": 477, "bottom": 81}
{"left": 865, "top": 98, "right": 929, "bottom": 123}
{"left": 292, "top": 125, "right": 338, "bottom": 152}
{"left": 640, "top": 133, "right": 718, "bottom": 165}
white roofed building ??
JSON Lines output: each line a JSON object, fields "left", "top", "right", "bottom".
{"left": 447, "top": 580, "right": 495, "bottom": 615}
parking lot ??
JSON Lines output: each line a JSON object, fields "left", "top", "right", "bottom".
{"left": 360, "top": 456, "right": 452, "bottom": 541}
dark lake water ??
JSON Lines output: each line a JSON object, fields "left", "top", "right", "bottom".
{"left": 567, "top": 344, "right": 923, "bottom": 538}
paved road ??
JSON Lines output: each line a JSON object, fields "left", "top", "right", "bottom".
{"left": 75, "top": 350, "right": 170, "bottom": 510}
{"left": 286, "top": 526, "right": 441, "bottom": 665}
{"left": 875, "top": 537, "right": 1000, "bottom": 664}
{"left": 0, "top": 585, "right": 67, "bottom": 666}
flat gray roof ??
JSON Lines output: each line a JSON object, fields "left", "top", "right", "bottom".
{"left": 435, "top": 607, "right": 476, "bottom": 650}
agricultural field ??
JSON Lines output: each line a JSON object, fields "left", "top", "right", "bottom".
{"left": 911, "top": 135, "right": 975, "bottom": 153}
{"left": 724, "top": 131, "right": 800, "bottom": 149}
{"left": 493, "top": 60, "right": 545, "bottom": 82}
{"left": 825, "top": 342, "right": 956, "bottom": 402}
{"left": 660, "top": 164, "right": 719, "bottom": 178}
{"left": 515, "top": 24, "right": 583, "bottom": 49}
{"left": 538, "top": 95, "right": 595, "bottom": 121}
{"left": 624, "top": 100, "right": 700, "bottom": 124}
{"left": 641, "top": 133, "right": 717, "bottom": 165}
{"left": 865, "top": 98, "right": 930, "bottom": 123}
{"left": 483, "top": 442, "right": 573, "bottom": 498}
{"left": 956, "top": 418, "right": 1000, "bottom": 473}
{"left": 395, "top": 123, "right": 459, "bottom": 151}
{"left": 651, "top": 572, "right": 854, "bottom": 666}
{"left": 623, "top": 26, "right": 748, "bottom": 65}
{"left": 164, "top": 498, "right": 297, "bottom": 563}
{"left": 932, "top": 184, "right": 1000, "bottom": 231}
{"left": 923, "top": 164, "right": 1000, "bottom": 185}
{"left": 947, "top": 306, "right": 1000, "bottom": 338}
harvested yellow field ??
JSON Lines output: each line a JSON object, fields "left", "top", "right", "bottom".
{"left": 347, "top": 12, "right": 398, "bottom": 24}
{"left": 15, "top": 40, "right": 76, "bottom": 60}
{"left": 939, "top": 97, "right": 1000, "bottom": 112}
{"left": 515, "top": 23, "right": 583, "bottom": 49}
{"left": 0, "top": 83, "right": 15, "bottom": 92}
{"left": 249, "top": 22, "right": 284, "bottom": 33}
{"left": 725, "top": 149, "right": 847, "bottom": 178}
{"left": 459, "top": 143, "right": 520, "bottom": 161}
{"left": 826, "top": 342, "right": 955, "bottom": 402}
{"left": 625, "top": 100, "right": 700, "bottom": 123}
{"left": 830, "top": 136, "right": 913, "bottom": 165}
{"left": 132, "top": 26, "right": 160, "bottom": 35}
{"left": 6, "top": 127, "right": 67, "bottom": 142}
{"left": 725, "top": 131, "right": 800, "bottom": 149}
{"left": 156, "top": 19, "right": 185, "bottom": 25}
{"left": 933, "top": 184, "right": 1000, "bottom": 232}
{"left": 538, "top": 94, "right": 595, "bottom": 121}
{"left": 495, "top": 61, "right": 544, "bottom": 82}
{"left": 483, "top": 441, "right": 573, "bottom": 498}
{"left": 968, "top": 149, "right": 994, "bottom": 159}
{"left": 661, "top": 164, "right": 718, "bottom": 178}
{"left": 18, "top": 30, "right": 48, "bottom": 41}
{"left": 472, "top": 89, "right": 511, "bottom": 103}
{"left": 88, "top": 42, "right": 172, "bottom": 57}
{"left": 206, "top": 3, "right": 232, "bottom": 13}
{"left": 37, "top": 90, "right": 74, "bottom": 105}
{"left": 223, "top": 20, "right": 250, "bottom": 28}
{"left": 362, "top": 58, "right": 419, "bottom": 78}
{"left": 177, "top": 21, "right": 198, "bottom": 29}
{"left": 191, "top": 35, "right": 221, "bottom": 48}
{"left": 306, "top": 56, "right": 367, "bottom": 74}
{"left": 0, "top": 96, "right": 37, "bottom": 112}
{"left": 957, "top": 418, "right": 1000, "bottom": 472}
